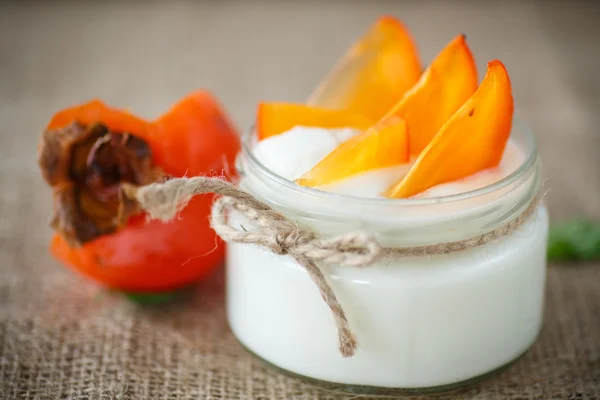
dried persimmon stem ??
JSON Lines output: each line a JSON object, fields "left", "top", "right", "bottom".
{"left": 38, "top": 122, "right": 164, "bottom": 245}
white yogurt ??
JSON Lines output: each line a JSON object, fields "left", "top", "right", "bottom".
{"left": 253, "top": 126, "right": 357, "bottom": 181}
{"left": 228, "top": 124, "right": 548, "bottom": 391}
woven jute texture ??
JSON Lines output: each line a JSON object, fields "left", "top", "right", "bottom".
{"left": 2, "top": 1, "right": 600, "bottom": 398}
{"left": 1, "top": 266, "right": 600, "bottom": 400}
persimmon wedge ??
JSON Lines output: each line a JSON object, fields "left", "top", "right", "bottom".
{"left": 383, "top": 34, "right": 478, "bottom": 156}
{"left": 385, "top": 61, "right": 513, "bottom": 198}
{"left": 257, "top": 103, "right": 372, "bottom": 140}
{"left": 307, "top": 16, "right": 422, "bottom": 121}
{"left": 295, "top": 116, "right": 409, "bottom": 187}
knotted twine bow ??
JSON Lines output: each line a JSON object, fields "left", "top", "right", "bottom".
{"left": 123, "top": 177, "right": 541, "bottom": 358}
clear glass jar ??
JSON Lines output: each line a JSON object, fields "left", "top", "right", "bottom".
{"left": 226, "top": 118, "right": 548, "bottom": 395}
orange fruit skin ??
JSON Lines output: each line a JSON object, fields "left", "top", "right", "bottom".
{"left": 384, "top": 34, "right": 478, "bottom": 156}
{"left": 256, "top": 102, "right": 373, "bottom": 140}
{"left": 296, "top": 116, "right": 409, "bottom": 187}
{"left": 385, "top": 60, "right": 514, "bottom": 199}
{"left": 47, "top": 92, "right": 241, "bottom": 292}
{"left": 307, "top": 16, "right": 422, "bottom": 121}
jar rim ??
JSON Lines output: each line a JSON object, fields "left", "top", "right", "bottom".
{"left": 241, "top": 115, "right": 538, "bottom": 206}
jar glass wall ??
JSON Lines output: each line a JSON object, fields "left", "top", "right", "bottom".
{"left": 227, "top": 118, "right": 548, "bottom": 394}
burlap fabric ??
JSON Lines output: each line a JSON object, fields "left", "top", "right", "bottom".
{"left": 0, "top": 265, "right": 599, "bottom": 400}
{"left": 1, "top": 1, "right": 599, "bottom": 399}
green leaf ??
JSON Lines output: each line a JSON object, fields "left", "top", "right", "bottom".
{"left": 123, "top": 290, "right": 182, "bottom": 305}
{"left": 548, "top": 219, "right": 600, "bottom": 263}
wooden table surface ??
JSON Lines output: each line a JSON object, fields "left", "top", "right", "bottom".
{"left": 1, "top": 1, "right": 599, "bottom": 399}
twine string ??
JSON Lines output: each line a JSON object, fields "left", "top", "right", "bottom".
{"left": 123, "top": 176, "right": 541, "bottom": 357}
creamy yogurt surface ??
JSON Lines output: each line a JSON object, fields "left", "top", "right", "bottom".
{"left": 253, "top": 125, "right": 525, "bottom": 199}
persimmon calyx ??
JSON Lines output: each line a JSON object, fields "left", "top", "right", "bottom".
{"left": 38, "top": 122, "right": 164, "bottom": 246}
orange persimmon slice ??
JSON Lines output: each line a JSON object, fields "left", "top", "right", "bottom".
{"left": 307, "top": 16, "right": 422, "bottom": 121}
{"left": 256, "top": 102, "right": 373, "bottom": 140}
{"left": 385, "top": 60, "right": 513, "bottom": 198}
{"left": 383, "top": 34, "right": 478, "bottom": 156}
{"left": 295, "top": 116, "right": 409, "bottom": 187}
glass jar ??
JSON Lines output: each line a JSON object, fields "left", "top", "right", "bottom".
{"left": 226, "top": 118, "right": 548, "bottom": 395}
